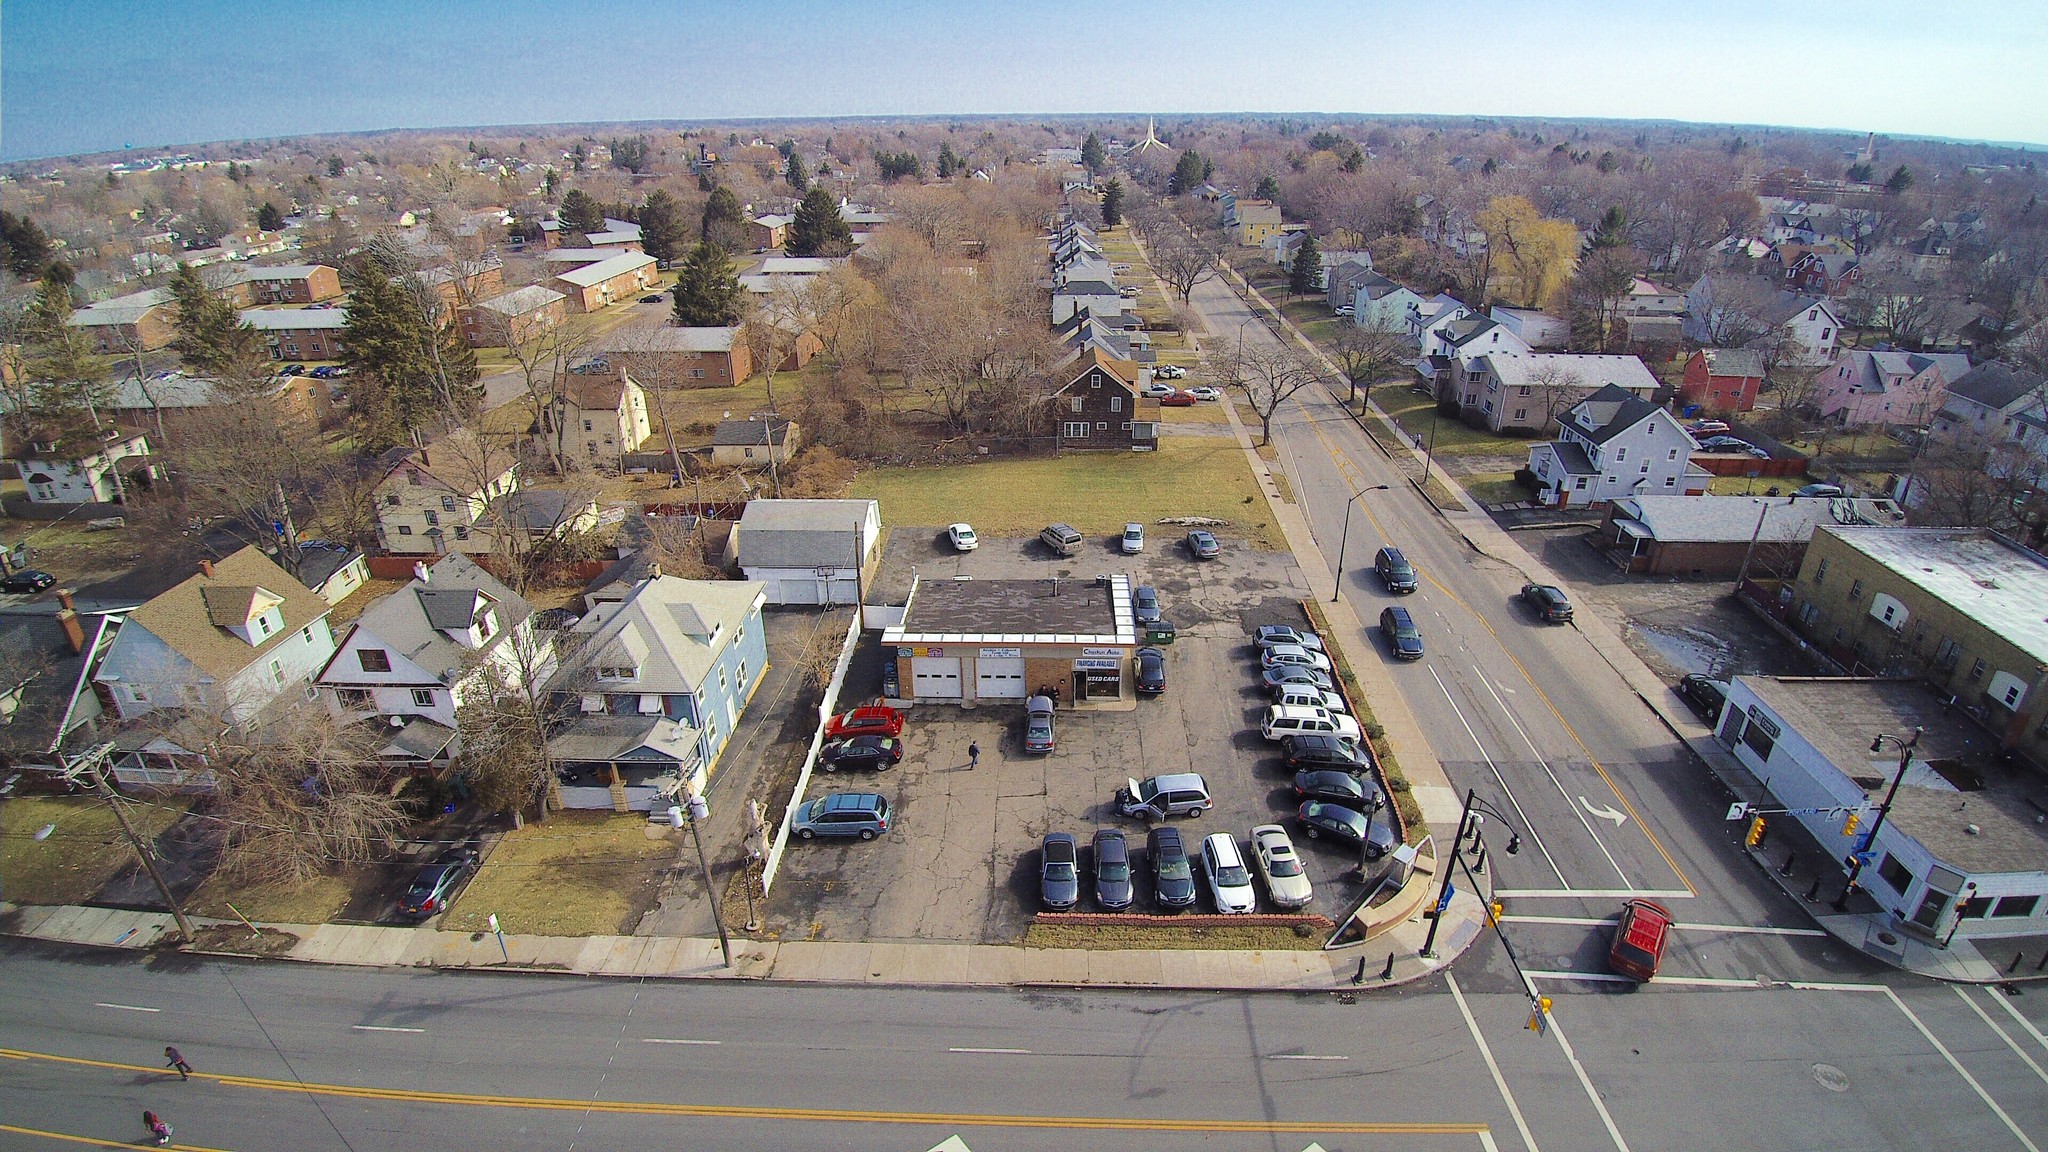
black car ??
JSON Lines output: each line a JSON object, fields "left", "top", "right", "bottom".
{"left": 1147, "top": 825, "right": 1197, "bottom": 909}
{"left": 1093, "top": 829, "right": 1133, "bottom": 911}
{"left": 1380, "top": 606, "right": 1424, "bottom": 660}
{"left": 1375, "top": 547, "right": 1418, "bottom": 593}
{"left": 639, "top": 294, "right": 666, "bottom": 304}
{"left": 0, "top": 569, "right": 56, "bottom": 594}
{"left": 1282, "top": 733, "right": 1371, "bottom": 771}
{"left": 396, "top": 847, "right": 480, "bottom": 918}
{"left": 1040, "top": 832, "right": 1079, "bottom": 911}
{"left": 1677, "top": 674, "right": 1730, "bottom": 721}
{"left": 1292, "top": 769, "right": 1386, "bottom": 811}
{"left": 1297, "top": 801, "right": 1398, "bottom": 859}
{"left": 1135, "top": 646, "right": 1167, "bottom": 695}
{"left": 820, "top": 735, "right": 903, "bottom": 771}
{"left": 1520, "top": 583, "right": 1574, "bottom": 623}
{"left": 1133, "top": 586, "right": 1163, "bottom": 623}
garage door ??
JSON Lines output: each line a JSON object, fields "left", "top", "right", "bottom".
{"left": 911, "top": 657, "right": 962, "bottom": 699}
{"left": 975, "top": 657, "right": 1027, "bottom": 699}
{"left": 774, "top": 576, "right": 823, "bottom": 605}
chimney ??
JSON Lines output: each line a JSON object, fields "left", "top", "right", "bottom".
{"left": 56, "top": 588, "right": 74, "bottom": 612}
{"left": 648, "top": 562, "right": 662, "bottom": 581}
{"left": 198, "top": 559, "right": 215, "bottom": 578}
{"left": 57, "top": 608, "right": 85, "bottom": 655}
{"left": 414, "top": 561, "right": 430, "bottom": 584}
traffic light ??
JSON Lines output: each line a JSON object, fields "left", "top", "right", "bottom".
{"left": 1487, "top": 900, "right": 1503, "bottom": 926}
{"left": 1526, "top": 996, "right": 1553, "bottom": 1034}
{"left": 1841, "top": 811, "right": 1861, "bottom": 837}
{"left": 1745, "top": 815, "right": 1767, "bottom": 848}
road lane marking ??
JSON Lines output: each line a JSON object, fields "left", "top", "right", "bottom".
{"left": 947, "top": 1047, "right": 1032, "bottom": 1055}
{"left": 1884, "top": 988, "right": 2041, "bottom": 1152}
{"left": 641, "top": 1039, "right": 721, "bottom": 1046}
{"left": 0, "top": 1043, "right": 1486, "bottom": 1136}
{"left": 1474, "top": 668, "right": 1629, "bottom": 885}
{"left": 1958, "top": 987, "right": 2048, "bottom": 1090}
{"left": 92, "top": 1002, "right": 159, "bottom": 1013}
{"left": 1523, "top": 988, "right": 1632, "bottom": 1152}
{"left": 1447, "top": 974, "right": 1542, "bottom": 1152}
{"left": 1989, "top": 987, "right": 2048, "bottom": 1055}
{"left": 1266, "top": 1054, "right": 1348, "bottom": 1061}
{"left": 1501, "top": 915, "right": 1825, "bottom": 937}
{"left": 1428, "top": 664, "right": 1568, "bottom": 887}
{"left": 0, "top": 1120, "right": 236, "bottom": 1151}
{"left": 1578, "top": 798, "right": 1627, "bottom": 827}
{"left": 1493, "top": 888, "right": 1694, "bottom": 899}
{"left": 351, "top": 1025, "right": 425, "bottom": 1033}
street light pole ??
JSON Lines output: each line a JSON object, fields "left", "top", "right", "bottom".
{"left": 1331, "top": 484, "right": 1391, "bottom": 603}
{"left": 1836, "top": 727, "right": 1921, "bottom": 909}
{"left": 1421, "top": 787, "right": 1521, "bottom": 958}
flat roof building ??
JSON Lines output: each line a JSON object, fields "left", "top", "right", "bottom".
{"left": 882, "top": 575, "right": 1139, "bottom": 708}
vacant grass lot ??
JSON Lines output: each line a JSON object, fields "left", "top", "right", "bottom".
{"left": 188, "top": 871, "right": 365, "bottom": 925}
{"left": 1, "top": 795, "right": 191, "bottom": 906}
{"left": 1375, "top": 389, "right": 1536, "bottom": 460}
{"left": 442, "top": 811, "right": 674, "bottom": 937}
{"left": 852, "top": 435, "right": 1283, "bottom": 547}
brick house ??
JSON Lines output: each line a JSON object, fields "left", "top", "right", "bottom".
{"left": 603, "top": 327, "right": 752, "bottom": 387}
{"left": 1681, "top": 348, "right": 1767, "bottom": 413}
{"left": 1053, "top": 350, "right": 1158, "bottom": 452}
{"left": 749, "top": 214, "right": 793, "bottom": 250}
{"left": 206, "top": 264, "right": 343, "bottom": 305}
{"left": 372, "top": 430, "right": 519, "bottom": 556}
{"left": 65, "top": 289, "right": 177, "bottom": 354}
{"left": 241, "top": 308, "right": 348, "bottom": 360}
{"left": 551, "top": 251, "right": 658, "bottom": 312}
{"left": 413, "top": 259, "right": 506, "bottom": 313}
{"left": 458, "top": 285, "right": 568, "bottom": 348}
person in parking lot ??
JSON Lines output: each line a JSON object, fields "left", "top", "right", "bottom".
{"left": 968, "top": 740, "right": 980, "bottom": 769}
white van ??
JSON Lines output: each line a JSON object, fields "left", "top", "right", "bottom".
{"left": 1261, "top": 703, "right": 1362, "bottom": 742}
{"left": 1201, "top": 833, "right": 1257, "bottom": 914}
{"left": 1273, "top": 685, "right": 1348, "bottom": 714}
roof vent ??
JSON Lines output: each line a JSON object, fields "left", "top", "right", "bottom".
{"left": 1974, "top": 578, "right": 1999, "bottom": 589}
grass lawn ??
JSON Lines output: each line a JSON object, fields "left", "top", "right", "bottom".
{"left": 1707, "top": 474, "right": 1815, "bottom": 495}
{"left": 852, "top": 435, "right": 1283, "bottom": 547}
{"left": 1022, "top": 921, "right": 1327, "bottom": 950}
{"left": 1460, "top": 471, "right": 1527, "bottom": 506}
{"left": 441, "top": 811, "right": 674, "bottom": 937}
{"left": 1375, "top": 389, "right": 1533, "bottom": 460}
{"left": 1159, "top": 398, "right": 1229, "bottom": 425}
{"left": 187, "top": 871, "right": 366, "bottom": 925}
{"left": 1, "top": 795, "right": 191, "bottom": 906}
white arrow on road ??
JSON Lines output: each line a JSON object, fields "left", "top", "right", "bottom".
{"left": 1580, "top": 797, "right": 1628, "bottom": 827}
{"left": 927, "top": 1138, "right": 972, "bottom": 1152}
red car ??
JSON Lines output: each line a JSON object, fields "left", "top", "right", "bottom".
{"left": 824, "top": 705, "right": 904, "bottom": 741}
{"left": 1609, "top": 898, "right": 1673, "bottom": 982}
{"left": 1157, "top": 390, "right": 1197, "bottom": 407}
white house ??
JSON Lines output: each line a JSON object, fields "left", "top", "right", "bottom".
{"left": 1469, "top": 353, "right": 1659, "bottom": 434}
{"left": 1410, "top": 293, "right": 1473, "bottom": 347}
{"left": 1348, "top": 274, "right": 1426, "bottom": 334}
{"left": 733, "top": 498, "right": 882, "bottom": 606}
{"left": 372, "top": 430, "right": 519, "bottom": 556}
{"left": 549, "top": 373, "right": 652, "bottom": 468}
{"left": 18, "top": 431, "right": 153, "bottom": 504}
{"left": 1488, "top": 306, "right": 1569, "bottom": 350}
{"left": 1432, "top": 316, "right": 1533, "bottom": 406}
{"left": 1933, "top": 362, "right": 2048, "bottom": 446}
{"left": 1528, "top": 384, "right": 1709, "bottom": 507}
{"left": 1050, "top": 280, "right": 1125, "bottom": 325}
{"left": 1684, "top": 274, "right": 1841, "bottom": 366}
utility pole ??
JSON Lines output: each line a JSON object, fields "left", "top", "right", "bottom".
{"left": 83, "top": 750, "right": 194, "bottom": 942}
{"left": 671, "top": 795, "right": 732, "bottom": 967}
{"left": 1732, "top": 498, "right": 1773, "bottom": 591}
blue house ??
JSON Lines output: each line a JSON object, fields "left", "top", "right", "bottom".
{"left": 544, "top": 576, "right": 768, "bottom": 811}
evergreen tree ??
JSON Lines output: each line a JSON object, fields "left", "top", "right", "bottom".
{"left": 166, "top": 263, "right": 259, "bottom": 374}
{"left": 1169, "top": 149, "right": 1204, "bottom": 195}
{"left": 256, "top": 202, "right": 284, "bottom": 232}
{"left": 558, "top": 189, "right": 606, "bottom": 232}
{"left": 0, "top": 211, "right": 54, "bottom": 280}
{"left": 936, "top": 144, "right": 962, "bottom": 179}
{"left": 701, "top": 185, "right": 746, "bottom": 249}
{"left": 1288, "top": 232, "right": 1322, "bottom": 297}
{"left": 1200, "top": 156, "right": 1214, "bottom": 182}
{"left": 341, "top": 265, "right": 480, "bottom": 452}
{"left": 16, "top": 278, "right": 113, "bottom": 448}
{"left": 875, "top": 151, "right": 924, "bottom": 181}
{"left": 785, "top": 151, "right": 810, "bottom": 191}
{"left": 670, "top": 242, "right": 745, "bottom": 327}
{"left": 1255, "top": 174, "right": 1281, "bottom": 201}
{"left": 1590, "top": 206, "right": 1628, "bottom": 250}
{"left": 1884, "top": 164, "right": 1914, "bottom": 195}
{"left": 326, "top": 155, "right": 344, "bottom": 178}
{"left": 638, "top": 189, "right": 690, "bottom": 264}
{"left": 1099, "top": 178, "right": 1125, "bottom": 228}
{"left": 1080, "top": 133, "right": 1107, "bottom": 174}
{"left": 786, "top": 186, "right": 853, "bottom": 257}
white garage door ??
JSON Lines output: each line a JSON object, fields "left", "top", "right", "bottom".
{"left": 911, "top": 657, "right": 962, "bottom": 699}
{"left": 975, "top": 657, "right": 1027, "bottom": 699}
{"left": 774, "top": 576, "right": 823, "bottom": 605}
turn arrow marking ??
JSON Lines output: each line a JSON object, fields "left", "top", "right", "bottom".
{"left": 1579, "top": 797, "right": 1628, "bottom": 827}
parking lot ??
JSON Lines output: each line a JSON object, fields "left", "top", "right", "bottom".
{"left": 766, "top": 529, "right": 1381, "bottom": 944}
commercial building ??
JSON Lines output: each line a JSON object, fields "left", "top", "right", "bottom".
{"left": 882, "top": 575, "right": 1140, "bottom": 709}
{"left": 1597, "top": 494, "right": 1905, "bottom": 577}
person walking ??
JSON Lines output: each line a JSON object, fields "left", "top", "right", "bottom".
{"left": 143, "top": 1111, "right": 171, "bottom": 1146}
{"left": 164, "top": 1046, "right": 192, "bottom": 1080}
{"left": 967, "top": 740, "right": 980, "bottom": 770}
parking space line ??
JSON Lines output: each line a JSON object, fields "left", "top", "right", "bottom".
{"left": 1884, "top": 987, "right": 2041, "bottom": 1152}
{"left": 1428, "top": 665, "right": 1567, "bottom": 887}
{"left": 1266, "top": 1054, "right": 1348, "bottom": 1061}
{"left": 1989, "top": 988, "right": 2048, "bottom": 1055}
{"left": 1448, "top": 974, "right": 1542, "bottom": 1152}
{"left": 92, "top": 1003, "right": 160, "bottom": 1013}
{"left": 1474, "top": 668, "right": 1629, "bottom": 886}
{"left": 641, "top": 1039, "right": 721, "bottom": 1046}
{"left": 1501, "top": 915, "right": 1824, "bottom": 937}
{"left": 947, "top": 1047, "right": 1031, "bottom": 1055}
{"left": 352, "top": 1025, "right": 425, "bottom": 1034}
{"left": 1957, "top": 987, "right": 2048, "bottom": 1090}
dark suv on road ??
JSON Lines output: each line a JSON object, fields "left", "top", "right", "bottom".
{"left": 1374, "top": 547, "right": 1418, "bottom": 593}
{"left": 1520, "top": 583, "right": 1574, "bottom": 623}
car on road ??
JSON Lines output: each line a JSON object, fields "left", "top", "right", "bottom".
{"left": 1135, "top": 646, "right": 1167, "bottom": 696}
{"left": 1023, "top": 694, "right": 1056, "bottom": 754}
{"left": 1092, "top": 829, "right": 1133, "bottom": 911}
{"left": 1676, "top": 674, "right": 1729, "bottom": 721}
{"left": 1609, "top": 898, "right": 1673, "bottom": 982}
{"left": 1519, "top": 583, "right": 1574, "bottom": 623}
{"left": 1374, "top": 547, "right": 1418, "bottom": 593}
{"left": 1039, "top": 832, "right": 1080, "bottom": 911}
{"left": 1133, "top": 586, "right": 1163, "bottom": 623}
{"left": 1121, "top": 523, "right": 1145, "bottom": 554}
{"left": 1117, "top": 772, "right": 1212, "bottom": 821}
{"left": 1261, "top": 665, "right": 1335, "bottom": 693}
{"left": 1296, "top": 801, "right": 1397, "bottom": 858}
{"left": 1186, "top": 385, "right": 1222, "bottom": 402}
{"left": 1140, "top": 380, "right": 1179, "bottom": 398}
{"left": 1251, "top": 825, "right": 1313, "bottom": 908}
{"left": 819, "top": 735, "right": 903, "bottom": 772}
{"left": 1293, "top": 769, "right": 1385, "bottom": 811}
{"left": 1153, "top": 364, "right": 1186, "bottom": 380}
{"left": 1260, "top": 644, "right": 1332, "bottom": 673}
{"left": 279, "top": 363, "right": 306, "bottom": 376}
{"left": 1379, "top": 606, "right": 1424, "bottom": 660}
{"left": 1158, "top": 390, "right": 1197, "bottom": 407}
{"left": 1200, "top": 833, "right": 1257, "bottom": 914}
{"left": 1282, "top": 733, "right": 1372, "bottom": 772}
{"left": 824, "top": 705, "right": 904, "bottom": 741}
{"left": 396, "top": 847, "right": 480, "bottom": 919}
{"left": 1185, "top": 530, "right": 1220, "bottom": 559}
{"left": 639, "top": 294, "right": 665, "bottom": 304}
{"left": 1148, "top": 826, "right": 1198, "bottom": 908}
{"left": 0, "top": 569, "right": 56, "bottom": 594}
{"left": 792, "top": 792, "right": 891, "bottom": 840}
{"left": 1255, "top": 625, "right": 1325, "bottom": 652}
{"left": 947, "top": 523, "right": 979, "bottom": 551}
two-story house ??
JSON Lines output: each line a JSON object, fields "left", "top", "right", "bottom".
{"left": 1435, "top": 317, "right": 1534, "bottom": 412}
{"left": 318, "top": 554, "right": 544, "bottom": 763}
{"left": 549, "top": 373, "right": 651, "bottom": 469}
{"left": 1224, "top": 200, "right": 1284, "bottom": 247}
{"left": 373, "top": 430, "right": 519, "bottom": 556}
{"left": 1324, "top": 256, "right": 1377, "bottom": 312}
{"left": 18, "top": 431, "right": 153, "bottom": 504}
{"left": 1684, "top": 274, "right": 1840, "bottom": 366}
{"left": 1053, "top": 350, "right": 1158, "bottom": 453}
{"left": 1680, "top": 348, "right": 1766, "bottom": 413}
{"left": 1528, "top": 384, "right": 1709, "bottom": 507}
{"left": 1819, "top": 349, "right": 1972, "bottom": 429}
{"left": 1469, "top": 353, "right": 1659, "bottom": 434}
{"left": 1348, "top": 274, "right": 1426, "bottom": 335}
{"left": 94, "top": 548, "right": 337, "bottom": 727}
{"left": 1933, "top": 362, "right": 2048, "bottom": 444}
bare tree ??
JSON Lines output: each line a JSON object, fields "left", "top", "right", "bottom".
{"left": 1216, "top": 340, "right": 1325, "bottom": 446}
{"left": 454, "top": 620, "right": 566, "bottom": 821}
{"left": 1908, "top": 428, "right": 2048, "bottom": 540}
{"left": 1330, "top": 315, "right": 1408, "bottom": 410}
{"left": 1525, "top": 361, "right": 1591, "bottom": 431}
{"left": 1151, "top": 236, "right": 1219, "bottom": 304}
{"left": 489, "top": 306, "right": 592, "bottom": 477}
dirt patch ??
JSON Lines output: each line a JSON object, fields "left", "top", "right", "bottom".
{"left": 188, "top": 925, "right": 301, "bottom": 957}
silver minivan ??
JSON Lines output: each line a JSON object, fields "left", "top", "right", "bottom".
{"left": 1117, "top": 772, "right": 1213, "bottom": 820}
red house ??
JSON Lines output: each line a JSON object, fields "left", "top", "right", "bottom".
{"left": 1681, "top": 348, "right": 1766, "bottom": 413}
{"left": 1785, "top": 252, "right": 1861, "bottom": 297}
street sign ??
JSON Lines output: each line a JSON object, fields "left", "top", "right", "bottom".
{"left": 1434, "top": 881, "right": 1455, "bottom": 915}
{"left": 1726, "top": 802, "right": 1751, "bottom": 821}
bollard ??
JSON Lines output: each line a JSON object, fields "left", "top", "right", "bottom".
{"left": 1353, "top": 957, "right": 1368, "bottom": 985}
{"left": 2036, "top": 952, "right": 2048, "bottom": 973}
{"left": 1381, "top": 951, "right": 1396, "bottom": 980}
{"left": 2009, "top": 952, "right": 2025, "bottom": 974}
{"left": 1779, "top": 851, "right": 1797, "bottom": 878}
{"left": 1472, "top": 843, "right": 1488, "bottom": 875}
{"left": 1804, "top": 878, "right": 1822, "bottom": 902}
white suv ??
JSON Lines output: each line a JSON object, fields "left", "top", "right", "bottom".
{"left": 1201, "top": 833, "right": 1257, "bottom": 914}
{"left": 1262, "top": 703, "right": 1363, "bottom": 742}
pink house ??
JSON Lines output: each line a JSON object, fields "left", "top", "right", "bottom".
{"left": 1819, "top": 350, "right": 1973, "bottom": 429}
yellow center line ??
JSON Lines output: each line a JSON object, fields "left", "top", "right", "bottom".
{"left": 0, "top": 1121, "right": 236, "bottom": 1152}
{"left": 0, "top": 1048, "right": 1487, "bottom": 1136}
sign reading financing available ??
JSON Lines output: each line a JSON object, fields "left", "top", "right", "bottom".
{"left": 1074, "top": 658, "right": 1121, "bottom": 670}
{"left": 979, "top": 647, "right": 1021, "bottom": 658}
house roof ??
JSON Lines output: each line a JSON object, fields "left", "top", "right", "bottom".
{"left": 608, "top": 326, "right": 737, "bottom": 354}
{"left": 1442, "top": 315, "right": 1505, "bottom": 348}
{"left": 1945, "top": 362, "right": 2048, "bottom": 413}
{"left": 736, "top": 499, "right": 877, "bottom": 569}
{"left": 558, "top": 373, "right": 631, "bottom": 411}
{"left": 712, "top": 417, "right": 794, "bottom": 447}
{"left": 756, "top": 257, "right": 841, "bottom": 275}
{"left": 1696, "top": 274, "right": 1834, "bottom": 328}
{"left": 550, "top": 577, "right": 765, "bottom": 695}
{"left": 547, "top": 714, "right": 700, "bottom": 766}
{"left": 240, "top": 308, "right": 348, "bottom": 331}
{"left": 1055, "top": 348, "right": 1135, "bottom": 395}
{"left": 1483, "top": 354, "right": 1660, "bottom": 403}
{"left": 1055, "top": 280, "right": 1120, "bottom": 298}
{"left": 1834, "top": 349, "right": 1972, "bottom": 394}
{"left": 379, "top": 716, "right": 459, "bottom": 761}
{"left": 1558, "top": 382, "right": 1671, "bottom": 445}
{"left": 1613, "top": 494, "right": 1904, "bottom": 544}
{"left": 477, "top": 489, "right": 597, "bottom": 534}
{"left": 120, "top": 546, "right": 330, "bottom": 682}
{"left": 0, "top": 609, "right": 112, "bottom": 763}
{"left": 544, "top": 248, "right": 615, "bottom": 265}
{"left": 475, "top": 285, "right": 566, "bottom": 316}
{"left": 67, "top": 289, "right": 172, "bottom": 327}
{"left": 888, "top": 574, "right": 1135, "bottom": 645}
{"left": 1538, "top": 440, "right": 1599, "bottom": 476}
{"left": 553, "top": 251, "right": 657, "bottom": 288}
{"left": 1699, "top": 348, "right": 1766, "bottom": 379}
{"left": 375, "top": 429, "right": 517, "bottom": 494}
{"left": 752, "top": 213, "right": 795, "bottom": 229}
{"left": 337, "top": 553, "right": 532, "bottom": 684}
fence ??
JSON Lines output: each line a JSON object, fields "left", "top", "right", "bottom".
{"left": 759, "top": 605, "right": 865, "bottom": 894}
{"left": 1689, "top": 454, "right": 1810, "bottom": 479}
{"left": 643, "top": 501, "right": 746, "bottom": 520}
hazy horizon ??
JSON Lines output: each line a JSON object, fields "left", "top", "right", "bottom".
{"left": 5, "top": 0, "right": 2045, "bottom": 164}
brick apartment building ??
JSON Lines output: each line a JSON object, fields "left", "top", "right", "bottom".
{"left": 551, "top": 252, "right": 658, "bottom": 312}
{"left": 242, "top": 308, "right": 348, "bottom": 360}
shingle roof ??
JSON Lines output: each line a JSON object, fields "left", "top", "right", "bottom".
{"left": 553, "top": 251, "right": 656, "bottom": 287}
{"left": 1699, "top": 348, "right": 1766, "bottom": 379}
{"left": 1482, "top": 354, "right": 1660, "bottom": 402}
{"left": 67, "top": 289, "right": 172, "bottom": 327}
{"left": 336, "top": 554, "right": 533, "bottom": 685}
{"left": 550, "top": 577, "right": 763, "bottom": 695}
{"left": 121, "top": 547, "right": 330, "bottom": 682}
{"left": 1835, "top": 349, "right": 1972, "bottom": 394}
{"left": 475, "top": 285, "right": 565, "bottom": 316}
{"left": 546, "top": 714, "right": 699, "bottom": 766}
{"left": 737, "top": 499, "right": 877, "bottom": 569}
{"left": 712, "top": 417, "right": 793, "bottom": 447}
{"left": 606, "top": 327, "right": 737, "bottom": 353}
{"left": 1559, "top": 383, "right": 1667, "bottom": 445}
{"left": 1945, "top": 362, "right": 2047, "bottom": 412}
{"left": 240, "top": 308, "right": 348, "bottom": 330}
{"left": 1540, "top": 440, "right": 1599, "bottom": 475}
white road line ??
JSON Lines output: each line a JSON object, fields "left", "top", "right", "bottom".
{"left": 1502, "top": 915, "right": 1827, "bottom": 937}
{"left": 1479, "top": 1132, "right": 1502, "bottom": 1152}
{"left": 1989, "top": 987, "right": 2048, "bottom": 1056}
{"left": 1958, "top": 987, "right": 2048, "bottom": 1090}
{"left": 1447, "top": 974, "right": 1541, "bottom": 1152}
{"left": 1494, "top": 888, "right": 1695, "bottom": 900}
{"left": 93, "top": 1003, "right": 161, "bottom": 1013}
{"left": 351, "top": 1025, "right": 425, "bottom": 1034}
{"left": 1530, "top": 991, "right": 1632, "bottom": 1152}
{"left": 640, "top": 1038, "right": 721, "bottom": 1046}
{"left": 1428, "top": 664, "right": 1567, "bottom": 887}
{"left": 1266, "top": 1054, "right": 1349, "bottom": 1061}
{"left": 1527, "top": 970, "right": 1777, "bottom": 988}
{"left": 947, "top": 1047, "right": 1031, "bottom": 1055}
{"left": 1475, "top": 668, "right": 1629, "bottom": 886}
{"left": 1885, "top": 988, "right": 2040, "bottom": 1152}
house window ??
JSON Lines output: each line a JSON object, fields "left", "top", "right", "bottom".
{"left": 398, "top": 525, "right": 413, "bottom": 536}
{"left": 425, "top": 511, "right": 440, "bottom": 527}
{"left": 1991, "top": 895, "right": 2041, "bottom": 918}
{"left": 737, "top": 660, "right": 748, "bottom": 692}
{"left": 583, "top": 420, "right": 593, "bottom": 432}
{"left": 1096, "top": 422, "right": 1108, "bottom": 431}
{"left": 1069, "top": 398, "right": 1084, "bottom": 413}
{"left": 441, "top": 496, "right": 457, "bottom": 512}
{"left": 455, "top": 525, "right": 469, "bottom": 541}
{"left": 256, "top": 614, "right": 273, "bottom": 637}
{"left": 1796, "top": 602, "right": 1820, "bottom": 627}
{"left": 270, "top": 659, "right": 286, "bottom": 687}
{"left": 359, "top": 649, "right": 392, "bottom": 673}
{"left": 336, "top": 688, "right": 371, "bottom": 710}
{"left": 302, "top": 627, "right": 315, "bottom": 643}
{"left": 1814, "top": 558, "right": 1828, "bottom": 585}
{"left": 718, "top": 666, "right": 729, "bottom": 691}
{"left": 1574, "top": 477, "right": 1588, "bottom": 490}
{"left": 1969, "top": 658, "right": 1986, "bottom": 682}
{"left": 1876, "top": 854, "right": 1913, "bottom": 896}
{"left": 1616, "top": 447, "right": 1627, "bottom": 461}
{"left": 1664, "top": 476, "right": 1676, "bottom": 487}
{"left": 411, "top": 688, "right": 435, "bottom": 708}
{"left": 1667, "top": 448, "right": 1678, "bottom": 460}
{"left": 1847, "top": 579, "right": 1863, "bottom": 602}
{"left": 1063, "top": 421, "right": 1089, "bottom": 439}
{"left": 1513, "top": 409, "right": 1527, "bottom": 421}
{"left": 1121, "top": 421, "right": 1132, "bottom": 431}
{"left": 1110, "top": 396, "right": 1121, "bottom": 412}
{"left": 1740, "top": 715, "right": 1776, "bottom": 760}
{"left": 385, "top": 494, "right": 401, "bottom": 506}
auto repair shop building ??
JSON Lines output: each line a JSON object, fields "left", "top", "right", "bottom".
{"left": 882, "top": 575, "right": 1138, "bottom": 709}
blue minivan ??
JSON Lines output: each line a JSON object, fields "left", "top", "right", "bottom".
{"left": 791, "top": 792, "right": 892, "bottom": 840}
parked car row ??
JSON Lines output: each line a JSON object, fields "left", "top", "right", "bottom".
{"left": 820, "top": 706, "right": 908, "bottom": 773}
{"left": 1037, "top": 823, "right": 1320, "bottom": 914}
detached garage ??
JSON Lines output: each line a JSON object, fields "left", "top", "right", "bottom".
{"left": 734, "top": 499, "right": 882, "bottom": 606}
{"left": 882, "top": 575, "right": 1140, "bottom": 710}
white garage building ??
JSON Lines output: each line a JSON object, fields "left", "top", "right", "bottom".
{"left": 733, "top": 499, "right": 881, "bottom": 606}
{"left": 882, "top": 575, "right": 1139, "bottom": 709}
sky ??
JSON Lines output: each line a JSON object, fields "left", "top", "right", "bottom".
{"left": 5, "top": 0, "right": 2046, "bottom": 162}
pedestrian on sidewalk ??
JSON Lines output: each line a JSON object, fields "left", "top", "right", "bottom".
{"left": 968, "top": 741, "right": 980, "bottom": 769}
{"left": 163, "top": 1046, "right": 192, "bottom": 1080}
